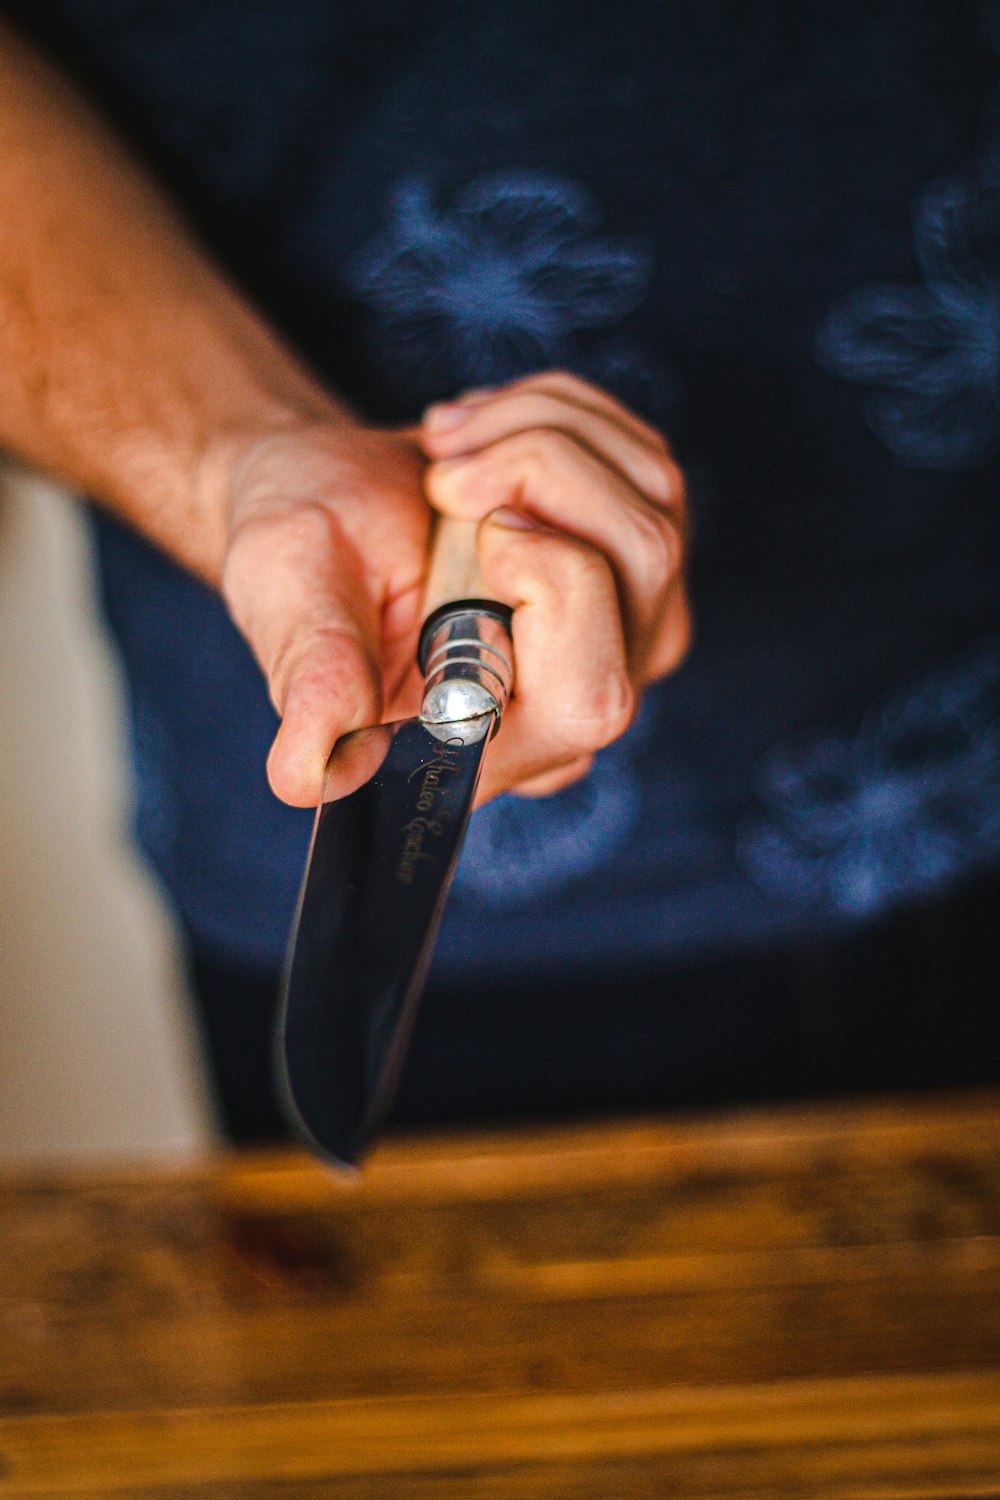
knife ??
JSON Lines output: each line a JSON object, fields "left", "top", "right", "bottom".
{"left": 277, "top": 516, "right": 514, "bottom": 1168}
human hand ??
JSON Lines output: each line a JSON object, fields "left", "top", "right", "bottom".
{"left": 420, "top": 371, "right": 690, "bottom": 802}
{"left": 219, "top": 422, "right": 431, "bottom": 806}
{"left": 219, "top": 371, "right": 690, "bottom": 808}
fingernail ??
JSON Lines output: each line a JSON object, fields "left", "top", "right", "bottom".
{"left": 424, "top": 402, "right": 471, "bottom": 432}
{"left": 488, "top": 505, "right": 539, "bottom": 530}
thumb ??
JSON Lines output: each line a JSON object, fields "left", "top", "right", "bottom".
{"left": 222, "top": 507, "right": 383, "bottom": 807}
{"left": 265, "top": 620, "right": 382, "bottom": 806}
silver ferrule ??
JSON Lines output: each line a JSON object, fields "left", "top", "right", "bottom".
{"left": 420, "top": 609, "right": 514, "bottom": 731}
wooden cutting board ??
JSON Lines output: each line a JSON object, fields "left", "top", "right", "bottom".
{"left": 0, "top": 1091, "right": 998, "bottom": 1496}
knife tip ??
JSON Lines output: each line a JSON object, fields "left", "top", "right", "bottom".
{"left": 291, "top": 1120, "right": 368, "bottom": 1175}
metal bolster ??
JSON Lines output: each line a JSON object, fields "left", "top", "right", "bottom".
{"left": 418, "top": 605, "right": 514, "bottom": 730}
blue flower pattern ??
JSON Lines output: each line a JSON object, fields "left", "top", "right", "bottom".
{"left": 347, "top": 150, "right": 1000, "bottom": 922}
{"left": 346, "top": 172, "right": 666, "bottom": 409}
{"left": 817, "top": 163, "right": 1000, "bottom": 470}
{"left": 740, "top": 644, "right": 1000, "bottom": 916}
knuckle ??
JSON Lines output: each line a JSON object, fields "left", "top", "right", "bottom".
{"left": 651, "top": 446, "right": 680, "bottom": 495}
{"left": 512, "top": 424, "right": 586, "bottom": 480}
{"left": 509, "top": 368, "right": 605, "bottom": 410}
{"left": 554, "top": 535, "right": 612, "bottom": 595}
{"left": 428, "top": 455, "right": 502, "bottom": 519}
{"left": 425, "top": 454, "right": 476, "bottom": 505}
{"left": 667, "top": 598, "right": 695, "bottom": 670}
{"left": 538, "top": 369, "right": 597, "bottom": 400}
{"left": 665, "top": 456, "right": 688, "bottom": 510}
{"left": 672, "top": 617, "right": 693, "bottom": 669}
{"left": 638, "top": 426, "right": 683, "bottom": 481}
{"left": 500, "top": 388, "right": 564, "bottom": 428}
{"left": 649, "top": 595, "right": 694, "bottom": 679}
{"left": 470, "top": 426, "right": 580, "bottom": 495}
{"left": 274, "top": 499, "right": 338, "bottom": 557}
{"left": 563, "top": 672, "right": 636, "bottom": 753}
{"left": 631, "top": 505, "right": 678, "bottom": 594}
{"left": 509, "top": 367, "right": 573, "bottom": 393}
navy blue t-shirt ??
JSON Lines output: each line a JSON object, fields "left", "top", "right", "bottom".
{"left": 7, "top": 0, "right": 1000, "bottom": 983}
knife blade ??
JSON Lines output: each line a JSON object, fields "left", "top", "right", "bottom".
{"left": 277, "top": 517, "right": 514, "bottom": 1168}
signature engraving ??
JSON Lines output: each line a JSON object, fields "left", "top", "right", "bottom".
{"left": 397, "top": 742, "right": 464, "bottom": 885}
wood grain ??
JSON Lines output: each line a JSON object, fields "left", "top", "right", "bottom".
{"left": 0, "top": 1093, "right": 998, "bottom": 1497}
{"left": 1, "top": 1372, "right": 999, "bottom": 1495}
{"left": 422, "top": 515, "right": 495, "bottom": 616}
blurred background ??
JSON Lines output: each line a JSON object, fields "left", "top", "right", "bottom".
{"left": 2, "top": 461, "right": 998, "bottom": 1162}
{"left": 4, "top": 461, "right": 1000, "bottom": 1170}
{"left": 0, "top": 463, "right": 213, "bottom": 1160}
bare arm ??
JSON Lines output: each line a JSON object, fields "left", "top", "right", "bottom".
{"left": 0, "top": 19, "right": 343, "bottom": 580}
{"left": 0, "top": 21, "right": 690, "bottom": 807}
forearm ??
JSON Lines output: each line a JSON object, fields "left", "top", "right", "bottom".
{"left": 0, "top": 20, "right": 340, "bottom": 583}
{"left": 0, "top": 26, "right": 690, "bottom": 814}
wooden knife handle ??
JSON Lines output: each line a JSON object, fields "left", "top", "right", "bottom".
{"left": 421, "top": 515, "right": 499, "bottom": 617}
{"left": 417, "top": 515, "right": 514, "bottom": 725}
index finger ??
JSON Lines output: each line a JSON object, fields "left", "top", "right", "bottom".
{"left": 446, "top": 370, "right": 670, "bottom": 454}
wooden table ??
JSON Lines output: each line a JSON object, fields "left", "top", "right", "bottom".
{"left": 0, "top": 1093, "right": 998, "bottom": 1497}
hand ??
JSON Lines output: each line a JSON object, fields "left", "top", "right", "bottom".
{"left": 219, "top": 371, "right": 690, "bottom": 808}
{"left": 219, "top": 422, "right": 431, "bottom": 805}
{"left": 421, "top": 371, "right": 690, "bottom": 802}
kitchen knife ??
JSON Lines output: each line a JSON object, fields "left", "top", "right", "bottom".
{"left": 277, "top": 516, "right": 514, "bottom": 1169}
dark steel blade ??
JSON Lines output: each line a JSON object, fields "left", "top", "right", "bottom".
{"left": 277, "top": 712, "right": 493, "bottom": 1168}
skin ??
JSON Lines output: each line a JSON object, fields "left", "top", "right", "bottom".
{"left": 0, "top": 21, "right": 691, "bottom": 809}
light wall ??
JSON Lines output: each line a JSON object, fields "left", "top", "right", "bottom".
{"left": 0, "top": 465, "right": 215, "bottom": 1162}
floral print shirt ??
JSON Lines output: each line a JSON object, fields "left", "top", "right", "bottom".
{"left": 9, "top": 0, "right": 1000, "bottom": 979}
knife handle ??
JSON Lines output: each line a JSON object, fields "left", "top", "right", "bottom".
{"left": 417, "top": 516, "right": 514, "bottom": 728}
